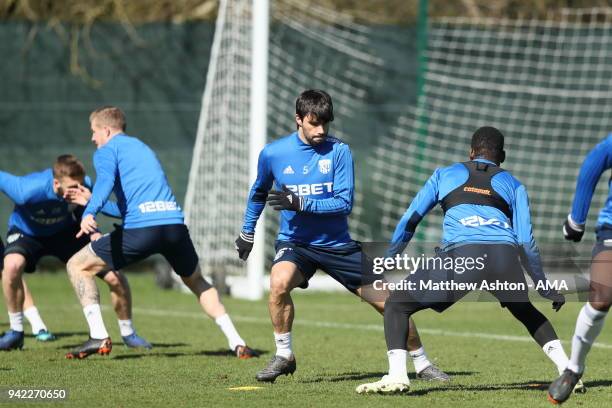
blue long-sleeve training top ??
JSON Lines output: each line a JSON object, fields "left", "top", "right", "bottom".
{"left": 0, "top": 168, "right": 120, "bottom": 237}
{"left": 83, "top": 134, "right": 184, "bottom": 229}
{"left": 388, "top": 158, "right": 548, "bottom": 284}
{"left": 569, "top": 133, "right": 612, "bottom": 228}
{"left": 241, "top": 132, "right": 354, "bottom": 247}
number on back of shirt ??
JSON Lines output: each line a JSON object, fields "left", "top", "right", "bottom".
{"left": 138, "top": 201, "right": 178, "bottom": 213}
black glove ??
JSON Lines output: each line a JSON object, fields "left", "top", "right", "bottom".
{"left": 235, "top": 231, "right": 254, "bottom": 261}
{"left": 539, "top": 287, "right": 566, "bottom": 312}
{"left": 563, "top": 215, "right": 584, "bottom": 242}
{"left": 267, "top": 185, "right": 303, "bottom": 212}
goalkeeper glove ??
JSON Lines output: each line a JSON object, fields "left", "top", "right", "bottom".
{"left": 235, "top": 231, "right": 254, "bottom": 261}
{"left": 538, "top": 286, "right": 566, "bottom": 312}
{"left": 563, "top": 214, "right": 585, "bottom": 242}
{"left": 267, "top": 185, "right": 303, "bottom": 212}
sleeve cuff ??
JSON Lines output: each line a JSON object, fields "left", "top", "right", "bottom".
{"left": 567, "top": 214, "right": 585, "bottom": 231}
{"left": 82, "top": 210, "right": 95, "bottom": 219}
{"left": 240, "top": 231, "right": 254, "bottom": 243}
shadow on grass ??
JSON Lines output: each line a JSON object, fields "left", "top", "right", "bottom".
{"left": 197, "top": 348, "right": 266, "bottom": 358}
{"left": 59, "top": 341, "right": 188, "bottom": 350}
{"left": 584, "top": 379, "right": 612, "bottom": 388}
{"left": 113, "top": 352, "right": 180, "bottom": 360}
{"left": 405, "top": 379, "right": 612, "bottom": 396}
{"left": 110, "top": 348, "right": 266, "bottom": 360}
{"left": 41, "top": 331, "right": 89, "bottom": 341}
{"left": 149, "top": 342, "right": 189, "bottom": 348}
{"left": 349, "top": 381, "right": 557, "bottom": 398}
{"left": 302, "top": 371, "right": 477, "bottom": 383}
{"left": 58, "top": 342, "right": 95, "bottom": 350}
{"left": 400, "top": 382, "right": 546, "bottom": 397}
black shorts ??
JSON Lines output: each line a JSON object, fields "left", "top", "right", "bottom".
{"left": 90, "top": 224, "right": 199, "bottom": 277}
{"left": 272, "top": 240, "right": 375, "bottom": 293}
{"left": 592, "top": 224, "right": 612, "bottom": 258}
{"left": 3, "top": 227, "right": 90, "bottom": 273}
{"left": 387, "top": 243, "right": 529, "bottom": 312}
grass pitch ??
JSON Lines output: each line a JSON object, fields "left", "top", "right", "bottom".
{"left": 0, "top": 272, "right": 610, "bottom": 407}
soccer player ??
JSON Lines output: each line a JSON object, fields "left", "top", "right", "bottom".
{"left": 0, "top": 237, "right": 55, "bottom": 342}
{"left": 548, "top": 135, "right": 611, "bottom": 404}
{"left": 0, "top": 155, "right": 151, "bottom": 350}
{"left": 357, "top": 127, "right": 577, "bottom": 394}
{"left": 235, "top": 89, "right": 448, "bottom": 383}
{"left": 64, "top": 106, "right": 256, "bottom": 359}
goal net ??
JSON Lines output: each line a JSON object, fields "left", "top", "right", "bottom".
{"left": 373, "top": 9, "right": 612, "bottom": 245}
{"left": 185, "top": 3, "right": 612, "bottom": 296}
{"left": 183, "top": 0, "right": 393, "bottom": 292}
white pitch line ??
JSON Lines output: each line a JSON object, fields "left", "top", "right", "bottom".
{"left": 129, "top": 306, "right": 612, "bottom": 350}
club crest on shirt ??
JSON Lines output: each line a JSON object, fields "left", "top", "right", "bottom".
{"left": 318, "top": 159, "right": 331, "bottom": 174}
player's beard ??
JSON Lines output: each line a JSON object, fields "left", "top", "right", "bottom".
{"left": 309, "top": 132, "right": 327, "bottom": 145}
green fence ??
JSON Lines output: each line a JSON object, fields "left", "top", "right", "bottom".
{"left": 0, "top": 21, "right": 419, "bottom": 240}
{"left": 0, "top": 22, "right": 214, "bottom": 233}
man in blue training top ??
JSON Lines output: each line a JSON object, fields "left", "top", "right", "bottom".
{"left": 357, "top": 127, "right": 578, "bottom": 394}
{"left": 0, "top": 155, "right": 150, "bottom": 350}
{"left": 236, "top": 89, "right": 448, "bottom": 383}
{"left": 65, "top": 106, "right": 256, "bottom": 359}
{"left": 548, "top": 135, "right": 612, "bottom": 404}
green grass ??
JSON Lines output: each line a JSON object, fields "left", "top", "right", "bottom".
{"left": 1, "top": 272, "right": 610, "bottom": 407}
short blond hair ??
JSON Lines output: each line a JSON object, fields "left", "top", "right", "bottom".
{"left": 90, "top": 106, "right": 126, "bottom": 131}
{"left": 53, "top": 154, "right": 86, "bottom": 182}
